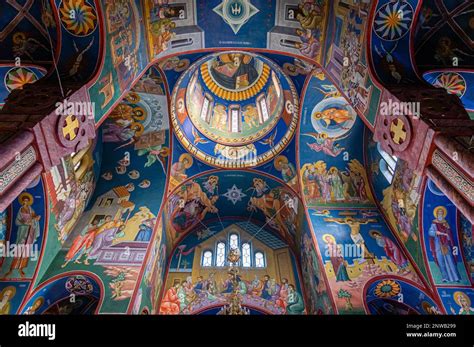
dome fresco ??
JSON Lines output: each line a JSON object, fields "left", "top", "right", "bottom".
{"left": 171, "top": 51, "right": 299, "bottom": 168}
{"left": 0, "top": 1, "right": 473, "bottom": 339}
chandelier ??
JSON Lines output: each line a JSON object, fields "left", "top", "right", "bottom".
{"left": 217, "top": 247, "right": 250, "bottom": 315}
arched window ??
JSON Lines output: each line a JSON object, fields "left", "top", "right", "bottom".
{"left": 242, "top": 243, "right": 251, "bottom": 267}
{"left": 255, "top": 252, "right": 265, "bottom": 268}
{"left": 202, "top": 251, "right": 213, "bottom": 267}
{"left": 216, "top": 242, "right": 226, "bottom": 267}
{"left": 377, "top": 143, "right": 398, "bottom": 183}
{"left": 229, "top": 233, "right": 239, "bottom": 249}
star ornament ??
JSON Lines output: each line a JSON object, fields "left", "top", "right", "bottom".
{"left": 223, "top": 185, "right": 247, "bottom": 205}
{"left": 213, "top": 0, "right": 260, "bottom": 35}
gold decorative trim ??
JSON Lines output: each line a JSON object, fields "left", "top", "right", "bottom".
{"left": 200, "top": 63, "right": 271, "bottom": 101}
{"left": 171, "top": 79, "right": 299, "bottom": 169}
{"left": 186, "top": 69, "right": 284, "bottom": 147}
{"left": 0, "top": 146, "right": 36, "bottom": 193}
{"left": 432, "top": 150, "right": 474, "bottom": 203}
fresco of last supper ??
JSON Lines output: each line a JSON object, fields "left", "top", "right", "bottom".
{"left": 0, "top": 0, "right": 472, "bottom": 316}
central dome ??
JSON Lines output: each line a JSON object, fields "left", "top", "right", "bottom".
{"left": 171, "top": 51, "right": 299, "bottom": 168}
{"left": 187, "top": 52, "right": 284, "bottom": 146}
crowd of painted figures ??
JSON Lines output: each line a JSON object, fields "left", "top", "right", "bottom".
{"left": 159, "top": 273, "right": 305, "bottom": 315}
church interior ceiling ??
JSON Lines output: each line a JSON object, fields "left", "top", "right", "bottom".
{"left": 0, "top": 0, "right": 472, "bottom": 321}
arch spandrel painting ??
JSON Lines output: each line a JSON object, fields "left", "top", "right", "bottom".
{"left": 0, "top": 0, "right": 473, "bottom": 324}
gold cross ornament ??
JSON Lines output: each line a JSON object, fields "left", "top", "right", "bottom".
{"left": 390, "top": 118, "right": 407, "bottom": 145}
{"left": 62, "top": 115, "right": 80, "bottom": 141}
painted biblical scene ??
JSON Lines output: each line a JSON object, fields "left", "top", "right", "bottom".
{"left": 438, "top": 287, "right": 474, "bottom": 316}
{"left": 0, "top": 177, "right": 45, "bottom": 280}
{"left": 365, "top": 135, "right": 428, "bottom": 281}
{"left": 170, "top": 51, "right": 299, "bottom": 168}
{"left": 299, "top": 218, "right": 334, "bottom": 314}
{"left": 143, "top": 0, "right": 180, "bottom": 60}
{"left": 459, "top": 214, "right": 473, "bottom": 283}
{"left": 0, "top": 281, "right": 29, "bottom": 315}
{"left": 35, "top": 68, "right": 171, "bottom": 313}
{"left": 20, "top": 274, "right": 102, "bottom": 315}
{"left": 323, "top": 0, "right": 378, "bottom": 119}
{"left": 208, "top": 52, "right": 264, "bottom": 91}
{"left": 89, "top": 0, "right": 149, "bottom": 123}
{"left": 308, "top": 209, "right": 422, "bottom": 314}
{"left": 160, "top": 220, "right": 304, "bottom": 315}
{"left": 422, "top": 180, "right": 471, "bottom": 286}
{"left": 365, "top": 277, "right": 443, "bottom": 315}
{"left": 164, "top": 171, "right": 301, "bottom": 251}
{"left": 299, "top": 74, "right": 374, "bottom": 207}
{"left": 46, "top": 138, "right": 102, "bottom": 245}
{"left": 132, "top": 217, "right": 168, "bottom": 314}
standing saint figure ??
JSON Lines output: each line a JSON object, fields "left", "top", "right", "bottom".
{"left": 428, "top": 206, "right": 461, "bottom": 283}
{"left": 323, "top": 234, "right": 350, "bottom": 282}
{"left": 3, "top": 193, "right": 41, "bottom": 278}
{"left": 0, "top": 286, "right": 16, "bottom": 314}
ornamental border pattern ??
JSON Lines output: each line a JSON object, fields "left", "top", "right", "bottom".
{"left": 432, "top": 150, "right": 473, "bottom": 203}
{"left": 0, "top": 146, "right": 36, "bottom": 193}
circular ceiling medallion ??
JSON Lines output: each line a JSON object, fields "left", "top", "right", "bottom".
{"left": 433, "top": 72, "right": 466, "bottom": 98}
{"left": 171, "top": 51, "right": 299, "bottom": 168}
{"left": 373, "top": 1, "right": 414, "bottom": 41}
{"left": 4, "top": 67, "right": 38, "bottom": 92}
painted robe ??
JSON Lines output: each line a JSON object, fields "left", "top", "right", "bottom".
{"left": 281, "top": 163, "right": 296, "bottom": 184}
{"left": 56, "top": 193, "right": 76, "bottom": 232}
{"left": 65, "top": 223, "right": 100, "bottom": 262}
{"left": 11, "top": 205, "right": 40, "bottom": 270}
{"left": 429, "top": 219, "right": 461, "bottom": 282}
{"left": 135, "top": 224, "right": 153, "bottom": 242}
{"left": 327, "top": 243, "right": 350, "bottom": 282}
{"left": 391, "top": 200, "right": 413, "bottom": 241}
{"left": 317, "top": 173, "right": 331, "bottom": 202}
{"left": 375, "top": 236, "right": 408, "bottom": 270}
{"left": 304, "top": 169, "right": 321, "bottom": 199}
{"left": 159, "top": 287, "right": 180, "bottom": 314}
{"left": 286, "top": 290, "right": 305, "bottom": 314}
{"left": 276, "top": 284, "right": 289, "bottom": 309}
{"left": 261, "top": 279, "right": 272, "bottom": 300}
{"left": 87, "top": 221, "right": 123, "bottom": 259}
{"left": 329, "top": 172, "right": 344, "bottom": 201}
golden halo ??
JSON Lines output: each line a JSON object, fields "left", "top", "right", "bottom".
{"left": 126, "top": 92, "right": 141, "bottom": 104}
{"left": 13, "top": 32, "right": 26, "bottom": 44}
{"left": 33, "top": 296, "right": 45, "bottom": 308}
{"left": 369, "top": 229, "right": 382, "bottom": 238}
{"left": 132, "top": 107, "right": 146, "bottom": 121}
{"left": 18, "top": 192, "right": 33, "bottom": 206}
{"left": 453, "top": 291, "right": 470, "bottom": 307}
{"left": 433, "top": 206, "right": 447, "bottom": 219}
{"left": 322, "top": 233, "right": 336, "bottom": 244}
{"left": 274, "top": 155, "right": 288, "bottom": 171}
{"left": 131, "top": 122, "right": 144, "bottom": 136}
{"left": 160, "top": 147, "right": 170, "bottom": 157}
{"left": 421, "top": 301, "right": 433, "bottom": 313}
{"left": 179, "top": 153, "right": 193, "bottom": 169}
{"left": 313, "top": 112, "right": 322, "bottom": 119}
{"left": 0, "top": 286, "right": 16, "bottom": 298}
